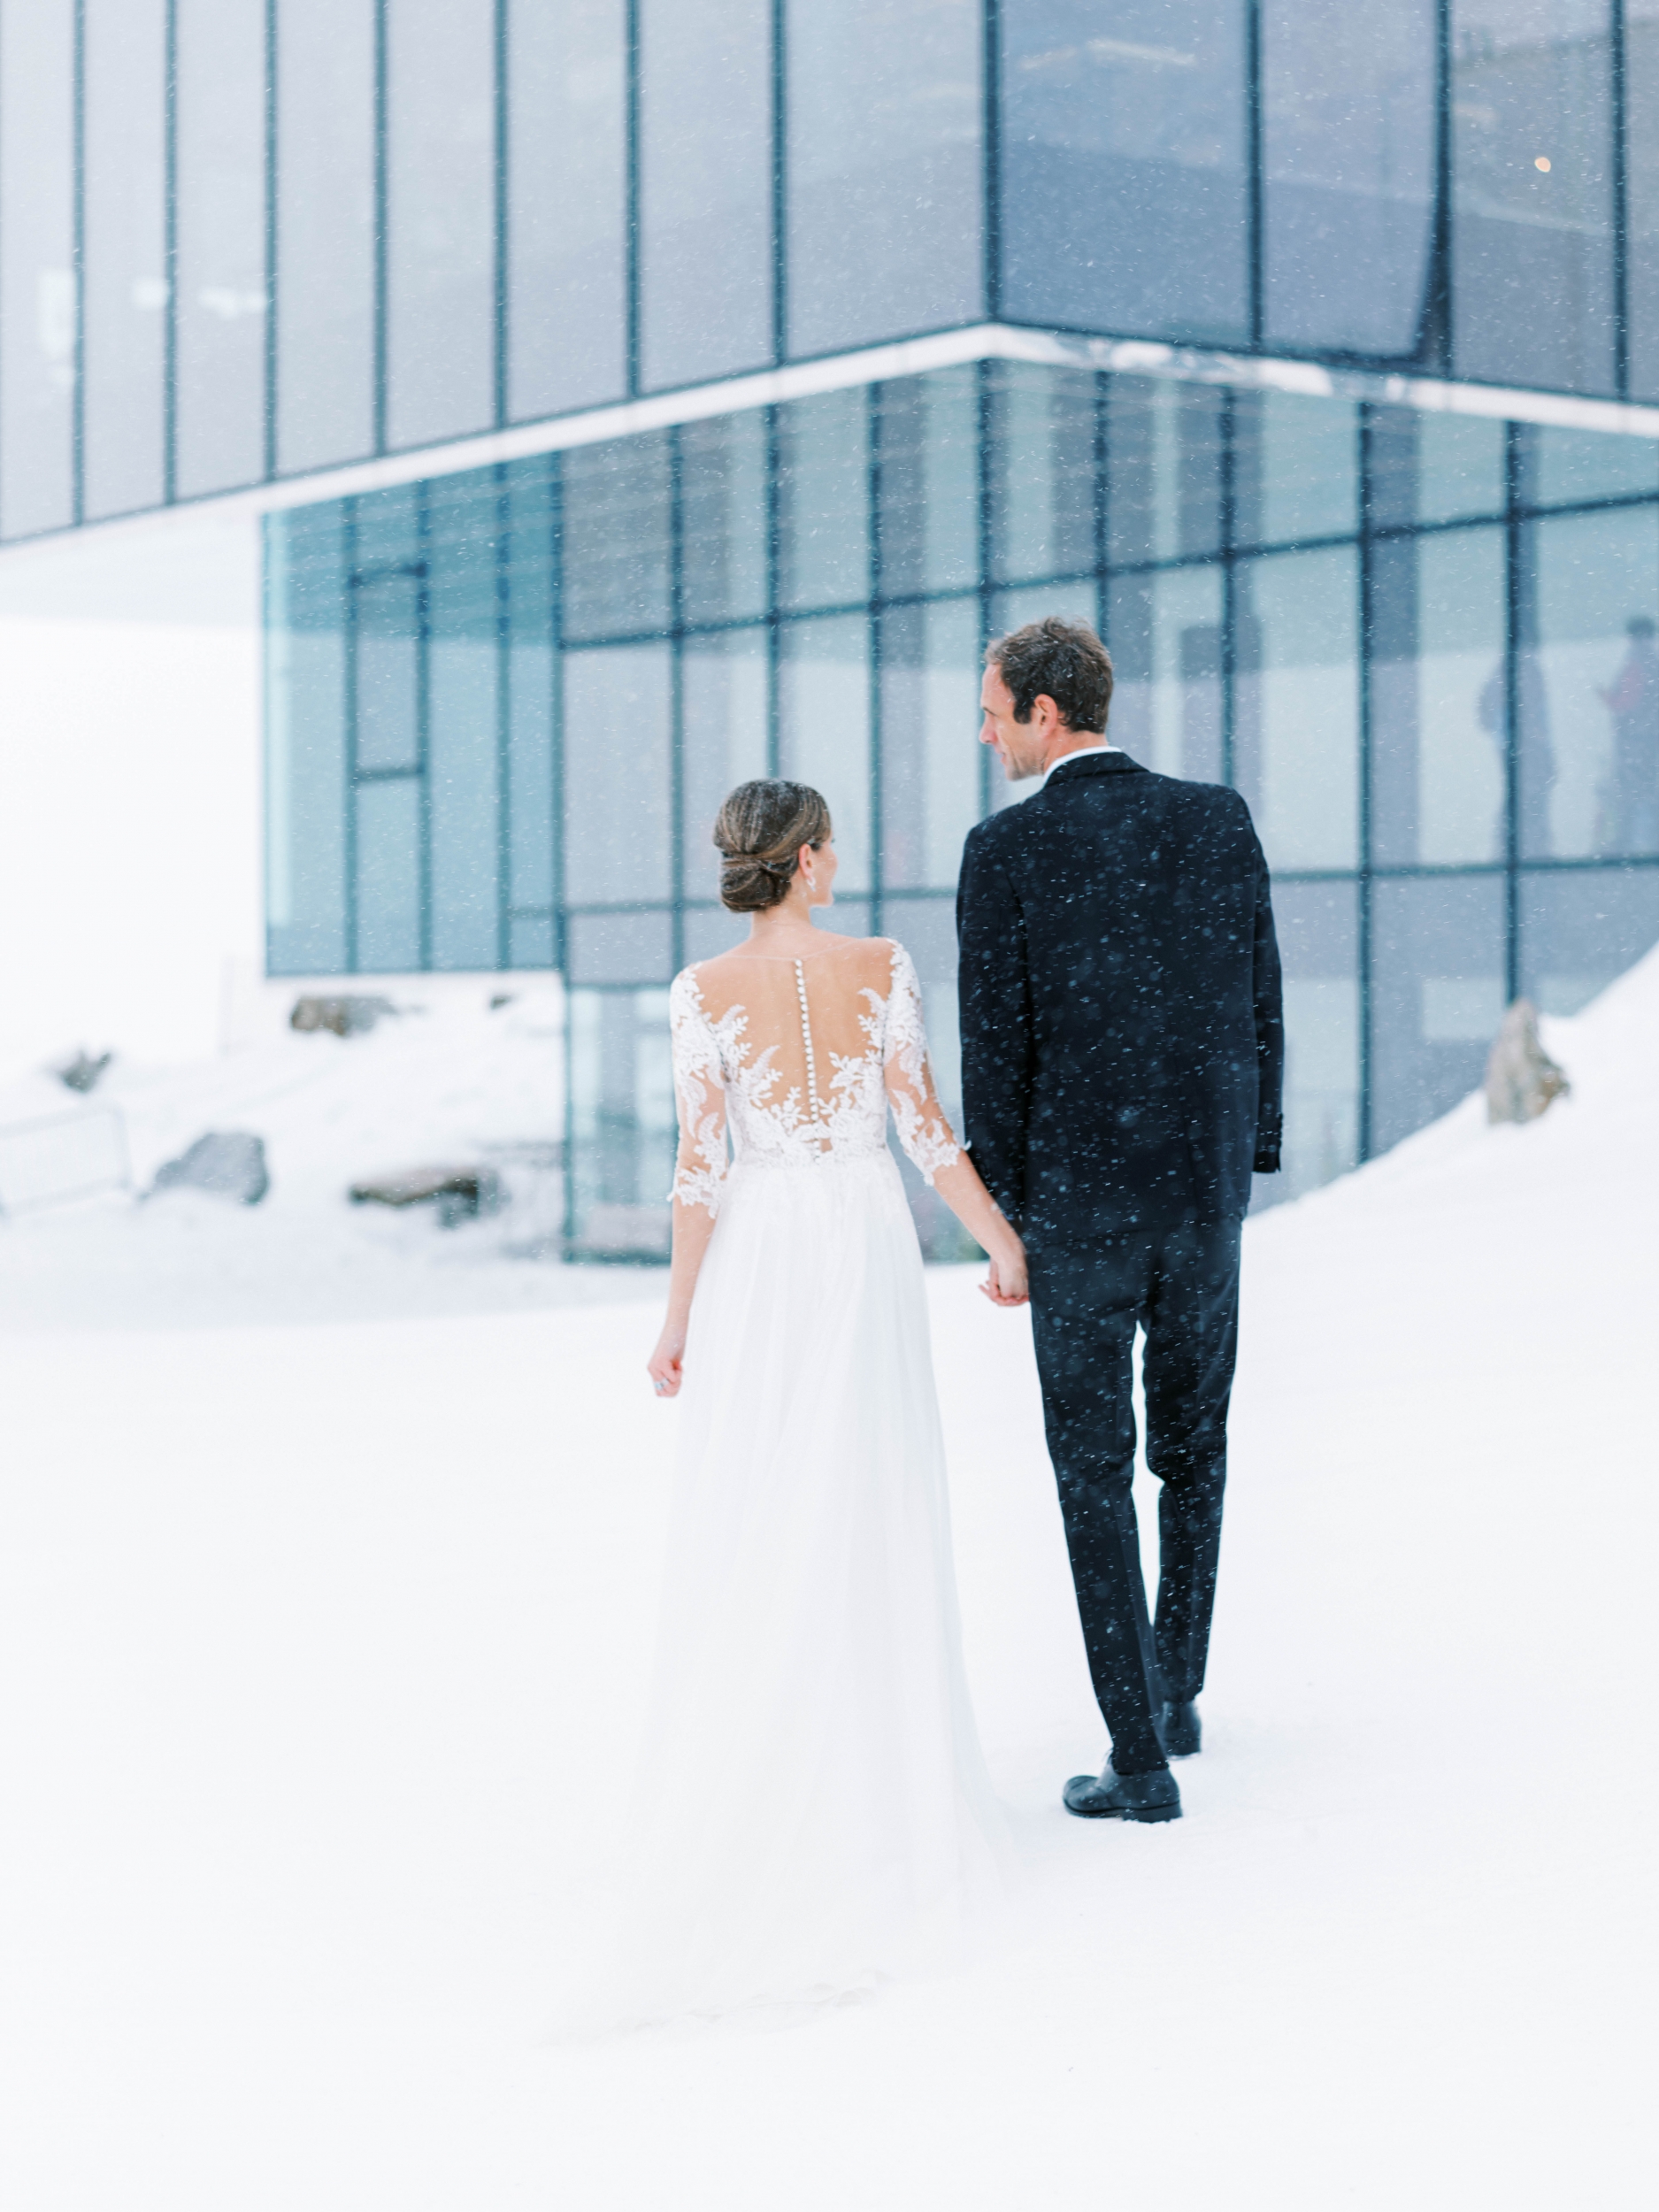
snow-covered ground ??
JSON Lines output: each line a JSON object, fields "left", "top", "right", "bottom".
{"left": 1, "top": 956, "right": 1654, "bottom": 2208}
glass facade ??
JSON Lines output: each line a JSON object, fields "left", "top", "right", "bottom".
{"left": 266, "top": 362, "right": 1659, "bottom": 1252}
{"left": 17, "top": 4, "right": 1659, "bottom": 540}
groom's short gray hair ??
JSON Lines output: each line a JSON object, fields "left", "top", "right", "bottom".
{"left": 987, "top": 617, "right": 1114, "bottom": 733}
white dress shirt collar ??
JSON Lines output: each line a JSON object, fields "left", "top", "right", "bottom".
{"left": 1037, "top": 740, "right": 1114, "bottom": 791}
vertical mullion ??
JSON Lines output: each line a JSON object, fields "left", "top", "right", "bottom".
{"left": 372, "top": 0, "right": 388, "bottom": 455}
{"left": 765, "top": 402, "right": 781, "bottom": 774}
{"left": 416, "top": 480, "right": 433, "bottom": 969}
{"left": 1428, "top": 0, "right": 1453, "bottom": 373}
{"left": 72, "top": 0, "right": 85, "bottom": 524}
{"left": 976, "top": 356, "right": 994, "bottom": 819}
{"left": 344, "top": 501, "right": 361, "bottom": 972}
{"left": 868, "top": 383, "right": 883, "bottom": 935}
{"left": 163, "top": 0, "right": 178, "bottom": 504}
{"left": 549, "top": 452, "right": 566, "bottom": 969}
{"left": 1502, "top": 423, "right": 1523, "bottom": 1004}
{"left": 1356, "top": 404, "right": 1376, "bottom": 1164}
{"left": 1092, "top": 370, "right": 1110, "bottom": 632}
{"left": 669, "top": 425, "right": 686, "bottom": 972}
{"left": 495, "top": 464, "right": 511, "bottom": 970}
{"left": 983, "top": 0, "right": 1001, "bottom": 323}
{"left": 771, "top": 0, "right": 787, "bottom": 364}
{"left": 625, "top": 0, "right": 640, "bottom": 396}
{"left": 493, "top": 0, "right": 508, "bottom": 427}
{"left": 1246, "top": 0, "right": 1263, "bottom": 350}
{"left": 263, "top": 0, "right": 277, "bottom": 480}
{"left": 1613, "top": 0, "right": 1630, "bottom": 399}
{"left": 1219, "top": 388, "right": 1238, "bottom": 787}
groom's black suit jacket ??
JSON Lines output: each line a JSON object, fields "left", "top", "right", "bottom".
{"left": 956, "top": 750, "right": 1284, "bottom": 1244}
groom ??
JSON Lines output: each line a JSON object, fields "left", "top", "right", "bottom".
{"left": 957, "top": 617, "right": 1283, "bottom": 1824}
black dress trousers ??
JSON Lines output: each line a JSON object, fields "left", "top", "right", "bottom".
{"left": 1027, "top": 1217, "right": 1243, "bottom": 1777}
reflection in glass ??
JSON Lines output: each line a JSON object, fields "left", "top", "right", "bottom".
{"left": 1232, "top": 391, "right": 1357, "bottom": 547}
{"left": 276, "top": 0, "right": 376, "bottom": 473}
{"left": 880, "top": 598, "right": 981, "bottom": 891}
{"left": 0, "top": 0, "right": 75, "bottom": 537}
{"left": 779, "top": 390, "right": 870, "bottom": 613}
{"left": 1450, "top": 0, "right": 1615, "bottom": 396}
{"left": 1525, "top": 426, "right": 1659, "bottom": 510}
{"left": 990, "top": 365, "right": 1097, "bottom": 584}
{"left": 1520, "top": 867, "right": 1659, "bottom": 1015}
{"left": 1263, "top": 0, "right": 1435, "bottom": 357}
{"left": 82, "top": 0, "right": 166, "bottom": 518}
{"left": 681, "top": 631, "right": 771, "bottom": 899}
{"left": 175, "top": 0, "right": 266, "bottom": 497}
{"left": 354, "top": 573, "right": 422, "bottom": 774}
{"left": 1106, "top": 379, "right": 1224, "bottom": 565}
{"left": 786, "top": 0, "right": 981, "bottom": 356}
{"left": 641, "top": 0, "right": 771, "bottom": 388}
{"left": 563, "top": 646, "right": 672, "bottom": 907}
{"left": 356, "top": 775, "right": 424, "bottom": 970}
{"left": 1105, "top": 565, "right": 1224, "bottom": 783}
{"left": 1263, "top": 879, "right": 1360, "bottom": 1203}
{"left": 680, "top": 411, "right": 768, "bottom": 627}
{"left": 561, "top": 434, "right": 672, "bottom": 642}
{"left": 1371, "top": 874, "right": 1505, "bottom": 1153}
{"left": 1002, "top": 0, "right": 1248, "bottom": 343}
{"left": 503, "top": 464, "right": 557, "bottom": 923}
{"left": 508, "top": 0, "right": 626, "bottom": 419}
{"left": 779, "top": 616, "right": 872, "bottom": 891}
{"left": 567, "top": 987, "right": 675, "bottom": 1254}
{"left": 1371, "top": 527, "right": 1505, "bottom": 866}
{"left": 265, "top": 505, "right": 349, "bottom": 973}
{"left": 385, "top": 0, "right": 495, "bottom": 449}
{"left": 877, "top": 367, "right": 979, "bottom": 598}
{"left": 427, "top": 474, "right": 501, "bottom": 970}
{"left": 1523, "top": 509, "right": 1659, "bottom": 858}
{"left": 1234, "top": 545, "right": 1359, "bottom": 870}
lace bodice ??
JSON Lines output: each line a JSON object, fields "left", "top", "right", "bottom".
{"left": 668, "top": 938, "right": 964, "bottom": 1217}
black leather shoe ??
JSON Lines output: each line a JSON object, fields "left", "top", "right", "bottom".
{"left": 1158, "top": 1701, "right": 1201, "bottom": 1758}
{"left": 1063, "top": 1764, "right": 1182, "bottom": 1822}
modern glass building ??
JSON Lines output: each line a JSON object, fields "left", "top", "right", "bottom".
{"left": 9, "top": 3, "right": 1659, "bottom": 1249}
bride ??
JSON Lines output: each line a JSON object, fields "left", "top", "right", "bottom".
{"left": 599, "top": 778, "right": 1028, "bottom": 2031}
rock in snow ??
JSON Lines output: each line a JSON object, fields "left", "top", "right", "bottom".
{"left": 1484, "top": 997, "right": 1570, "bottom": 1125}
{"left": 150, "top": 1130, "right": 270, "bottom": 1205}
{"left": 289, "top": 994, "right": 399, "bottom": 1039}
{"left": 349, "top": 1164, "right": 503, "bottom": 1225}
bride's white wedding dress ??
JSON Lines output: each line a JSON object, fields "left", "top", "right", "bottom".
{"left": 581, "top": 937, "right": 1006, "bottom": 2032}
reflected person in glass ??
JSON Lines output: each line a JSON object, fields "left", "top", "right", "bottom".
{"left": 1596, "top": 617, "right": 1659, "bottom": 856}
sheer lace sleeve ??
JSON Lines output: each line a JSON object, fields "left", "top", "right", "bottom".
{"left": 668, "top": 969, "right": 730, "bottom": 1217}
{"left": 881, "top": 941, "right": 964, "bottom": 1187}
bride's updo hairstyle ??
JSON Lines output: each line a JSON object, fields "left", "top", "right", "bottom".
{"left": 713, "top": 780, "right": 832, "bottom": 913}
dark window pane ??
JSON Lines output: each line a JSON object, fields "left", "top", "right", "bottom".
{"left": 1234, "top": 544, "right": 1359, "bottom": 869}
{"left": 1002, "top": 0, "right": 1248, "bottom": 344}
{"left": 1519, "top": 866, "right": 1659, "bottom": 1013}
{"left": 355, "top": 775, "right": 424, "bottom": 970}
{"left": 1368, "top": 405, "right": 1507, "bottom": 528}
{"left": 787, "top": 0, "right": 982, "bottom": 356}
{"left": 276, "top": 0, "right": 375, "bottom": 473}
{"left": 679, "top": 411, "right": 769, "bottom": 627}
{"left": 82, "top": 0, "right": 165, "bottom": 518}
{"left": 1104, "top": 564, "right": 1225, "bottom": 783}
{"left": 1263, "top": 878, "right": 1359, "bottom": 1202}
{"left": 567, "top": 915, "right": 674, "bottom": 986}
{"left": 567, "top": 987, "right": 675, "bottom": 1256}
{"left": 560, "top": 434, "right": 672, "bottom": 641}
{"left": 510, "top": 913, "right": 556, "bottom": 966}
{"left": 641, "top": 0, "right": 772, "bottom": 388}
{"left": 1628, "top": 1, "right": 1659, "bottom": 400}
{"left": 778, "top": 389, "right": 870, "bottom": 612}
{"left": 879, "top": 597, "right": 981, "bottom": 891}
{"left": 508, "top": 0, "right": 626, "bottom": 419}
{"left": 1231, "top": 391, "right": 1357, "bottom": 548}
{"left": 1522, "top": 508, "right": 1659, "bottom": 858}
{"left": 875, "top": 366, "right": 979, "bottom": 597}
{"left": 354, "top": 574, "right": 422, "bottom": 774}
{"left": 1523, "top": 425, "right": 1659, "bottom": 507}
{"left": 386, "top": 0, "right": 495, "bottom": 449}
{"left": 779, "top": 615, "right": 872, "bottom": 890}
{"left": 988, "top": 364, "right": 1098, "bottom": 584}
{"left": 1371, "top": 526, "right": 1506, "bottom": 868}
{"left": 1450, "top": 0, "right": 1616, "bottom": 395}
{"left": 1105, "top": 377, "right": 1224, "bottom": 565}
{"left": 504, "top": 460, "right": 557, "bottom": 916}
{"left": 1262, "top": 0, "right": 1434, "bottom": 357}
{"left": 427, "top": 472, "right": 501, "bottom": 970}
{"left": 0, "top": 0, "right": 75, "bottom": 537}
{"left": 175, "top": 0, "right": 266, "bottom": 498}
{"left": 563, "top": 645, "right": 672, "bottom": 905}
{"left": 266, "top": 505, "right": 349, "bottom": 974}
{"left": 353, "top": 480, "right": 421, "bottom": 570}
{"left": 1371, "top": 874, "right": 1506, "bottom": 1154}
{"left": 681, "top": 630, "right": 771, "bottom": 899}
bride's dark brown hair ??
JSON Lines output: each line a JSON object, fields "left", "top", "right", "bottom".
{"left": 712, "top": 780, "right": 833, "bottom": 913}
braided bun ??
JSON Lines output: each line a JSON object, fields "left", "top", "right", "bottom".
{"left": 713, "top": 780, "right": 833, "bottom": 914}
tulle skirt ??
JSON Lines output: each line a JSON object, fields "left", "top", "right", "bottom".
{"left": 567, "top": 1151, "right": 1007, "bottom": 2033}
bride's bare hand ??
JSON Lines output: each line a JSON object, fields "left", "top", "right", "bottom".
{"left": 647, "top": 1322, "right": 687, "bottom": 1397}
{"left": 979, "top": 1239, "right": 1029, "bottom": 1308}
